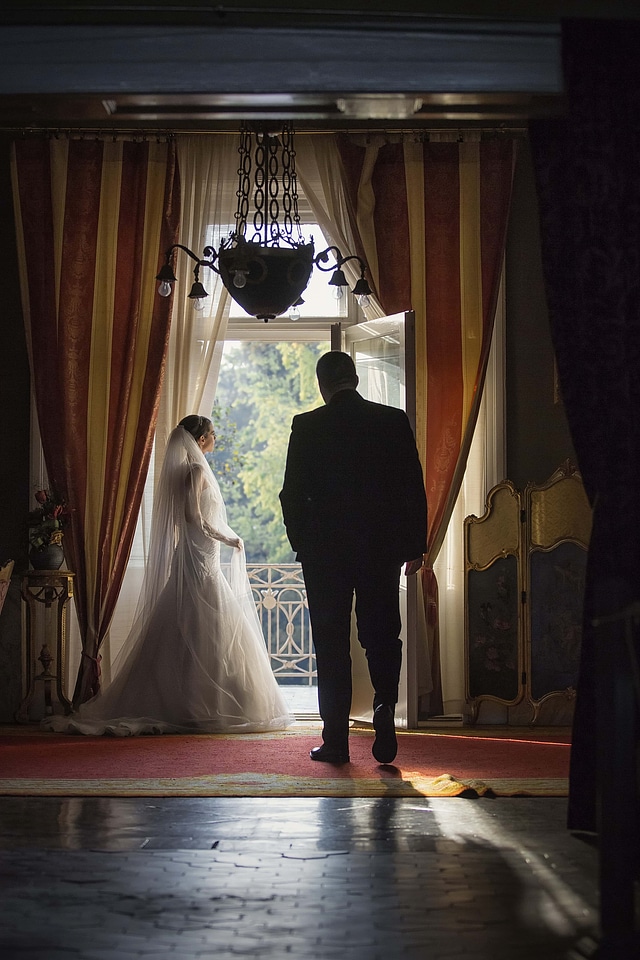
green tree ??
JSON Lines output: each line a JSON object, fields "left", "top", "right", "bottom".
{"left": 212, "top": 341, "right": 328, "bottom": 562}
{"left": 210, "top": 400, "right": 245, "bottom": 487}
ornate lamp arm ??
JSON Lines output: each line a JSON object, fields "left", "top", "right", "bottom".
{"left": 334, "top": 253, "right": 367, "bottom": 274}
{"left": 313, "top": 245, "right": 345, "bottom": 273}
{"left": 313, "top": 246, "right": 372, "bottom": 303}
{"left": 155, "top": 244, "right": 222, "bottom": 307}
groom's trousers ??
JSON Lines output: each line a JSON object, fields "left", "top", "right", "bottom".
{"left": 301, "top": 557, "right": 403, "bottom": 752}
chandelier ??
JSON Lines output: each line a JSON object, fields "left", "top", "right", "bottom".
{"left": 156, "top": 124, "right": 372, "bottom": 322}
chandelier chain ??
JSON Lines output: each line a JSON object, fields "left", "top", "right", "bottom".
{"left": 234, "top": 124, "right": 305, "bottom": 247}
{"left": 281, "top": 124, "right": 302, "bottom": 241}
{"left": 266, "top": 133, "right": 279, "bottom": 242}
{"left": 253, "top": 134, "right": 267, "bottom": 240}
{"left": 235, "top": 126, "right": 252, "bottom": 238}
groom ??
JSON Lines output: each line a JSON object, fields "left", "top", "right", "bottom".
{"left": 280, "top": 351, "right": 427, "bottom": 764}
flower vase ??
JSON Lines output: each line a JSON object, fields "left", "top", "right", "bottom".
{"left": 29, "top": 544, "right": 65, "bottom": 571}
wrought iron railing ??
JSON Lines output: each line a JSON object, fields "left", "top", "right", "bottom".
{"left": 246, "top": 563, "right": 316, "bottom": 686}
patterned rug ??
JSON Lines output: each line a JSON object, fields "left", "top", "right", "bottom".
{"left": 0, "top": 724, "right": 570, "bottom": 798}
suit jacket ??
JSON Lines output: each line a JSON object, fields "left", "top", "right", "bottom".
{"left": 279, "top": 389, "right": 428, "bottom": 562}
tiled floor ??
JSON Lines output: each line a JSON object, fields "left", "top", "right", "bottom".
{"left": 0, "top": 793, "right": 602, "bottom": 959}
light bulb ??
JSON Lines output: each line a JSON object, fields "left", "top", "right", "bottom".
{"left": 193, "top": 297, "right": 206, "bottom": 312}
{"left": 357, "top": 294, "right": 371, "bottom": 309}
{"left": 233, "top": 269, "right": 248, "bottom": 289}
{"left": 158, "top": 280, "right": 172, "bottom": 297}
{"left": 332, "top": 285, "right": 344, "bottom": 301}
{"left": 289, "top": 305, "right": 300, "bottom": 322}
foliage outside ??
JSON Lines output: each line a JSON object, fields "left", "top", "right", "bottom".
{"left": 211, "top": 341, "right": 328, "bottom": 562}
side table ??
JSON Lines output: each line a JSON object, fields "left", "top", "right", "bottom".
{"left": 16, "top": 570, "right": 75, "bottom": 722}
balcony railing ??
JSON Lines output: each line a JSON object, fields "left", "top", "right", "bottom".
{"left": 246, "top": 563, "right": 316, "bottom": 686}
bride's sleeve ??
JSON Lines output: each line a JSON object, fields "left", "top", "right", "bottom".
{"left": 185, "top": 464, "right": 239, "bottom": 547}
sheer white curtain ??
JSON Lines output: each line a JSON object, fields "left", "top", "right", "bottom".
{"left": 103, "top": 135, "right": 239, "bottom": 674}
{"left": 433, "top": 271, "right": 506, "bottom": 716}
{"left": 295, "top": 135, "right": 385, "bottom": 319}
{"left": 155, "top": 134, "right": 238, "bottom": 453}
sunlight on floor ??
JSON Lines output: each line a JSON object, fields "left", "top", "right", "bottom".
{"left": 280, "top": 684, "right": 319, "bottom": 718}
{"left": 430, "top": 797, "right": 596, "bottom": 939}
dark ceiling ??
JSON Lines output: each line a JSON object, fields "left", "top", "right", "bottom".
{"left": 0, "top": 8, "right": 578, "bottom": 133}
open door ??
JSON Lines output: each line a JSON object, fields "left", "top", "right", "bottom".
{"left": 343, "top": 311, "right": 421, "bottom": 730}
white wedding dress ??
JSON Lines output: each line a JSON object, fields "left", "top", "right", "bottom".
{"left": 45, "top": 426, "right": 293, "bottom": 736}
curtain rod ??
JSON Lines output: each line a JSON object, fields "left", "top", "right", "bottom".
{"left": 7, "top": 129, "right": 176, "bottom": 141}
{"left": 6, "top": 126, "right": 528, "bottom": 140}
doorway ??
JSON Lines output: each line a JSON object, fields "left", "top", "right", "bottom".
{"left": 213, "top": 337, "right": 330, "bottom": 717}
{"left": 214, "top": 311, "right": 422, "bottom": 723}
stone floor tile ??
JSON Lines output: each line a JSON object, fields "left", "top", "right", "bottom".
{"left": 0, "top": 795, "right": 608, "bottom": 960}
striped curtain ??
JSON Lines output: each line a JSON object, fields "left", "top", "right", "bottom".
{"left": 11, "top": 137, "right": 180, "bottom": 704}
{"left": 337, "top": 136, "right": 516, "bottom": 709}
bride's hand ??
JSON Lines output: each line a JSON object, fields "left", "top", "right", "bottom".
{"left": 231, "top": 537, "right": 243, "bottom": 550}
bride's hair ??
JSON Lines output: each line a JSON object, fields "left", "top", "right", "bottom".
{"left": 178, "top": 414, "right": 212, "bottom": 442}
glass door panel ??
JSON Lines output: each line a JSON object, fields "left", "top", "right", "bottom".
{"left": 344, "top": 312, "right": 418, "bottom": 729}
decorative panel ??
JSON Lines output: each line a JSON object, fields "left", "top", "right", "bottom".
{"left": 464, "top": 461, "right": 591, "bottom": 724}
{"left": 467, "top": 555, "right": 520, "bottom": 703}
{"left": 466, "top": 482, "right": 520, "bottom": 568}
{"left": 528, "top": 470, "right": 592, "bottom": 549}
{"left": 529, "top": 542, "right": 585, "bottom": 701}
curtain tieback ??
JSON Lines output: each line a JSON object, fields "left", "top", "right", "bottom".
{"left": 81, "top": 651, "right": 102, "bottom": 675}
{"left": 81, "top": 652, "right": 102, "bottom": 663}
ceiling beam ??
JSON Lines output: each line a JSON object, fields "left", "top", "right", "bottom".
{"left": 0, "top": 22, "right": 561, "bottom": 97}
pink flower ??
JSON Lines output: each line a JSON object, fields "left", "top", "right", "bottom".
{"left": 34, "top": 490, "right": 47, "bottom": 504}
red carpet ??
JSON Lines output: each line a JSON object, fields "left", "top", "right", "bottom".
{"left": 0, "top": 726, "right": 570, "bottom": 798}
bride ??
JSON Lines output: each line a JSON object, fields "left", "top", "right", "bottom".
{"left": 45, "top": 415, "right": 293, "bottom": 735}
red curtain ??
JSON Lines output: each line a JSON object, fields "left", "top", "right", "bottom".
{"left": 12, "top": 138, "right": 180, "bottom": 704}
{"left": 338, "top": 137, "right": 516, "bottom": 712}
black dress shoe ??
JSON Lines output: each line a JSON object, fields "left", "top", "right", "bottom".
{"left": 372, "top": 704, "right": 397, "bottom": 764}
{"left": 310, "top": 744, "right": 350, "bottom": 764}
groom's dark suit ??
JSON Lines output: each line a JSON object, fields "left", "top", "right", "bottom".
{"left": 280, "top": 387, "right": 427, "bottom": 756}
